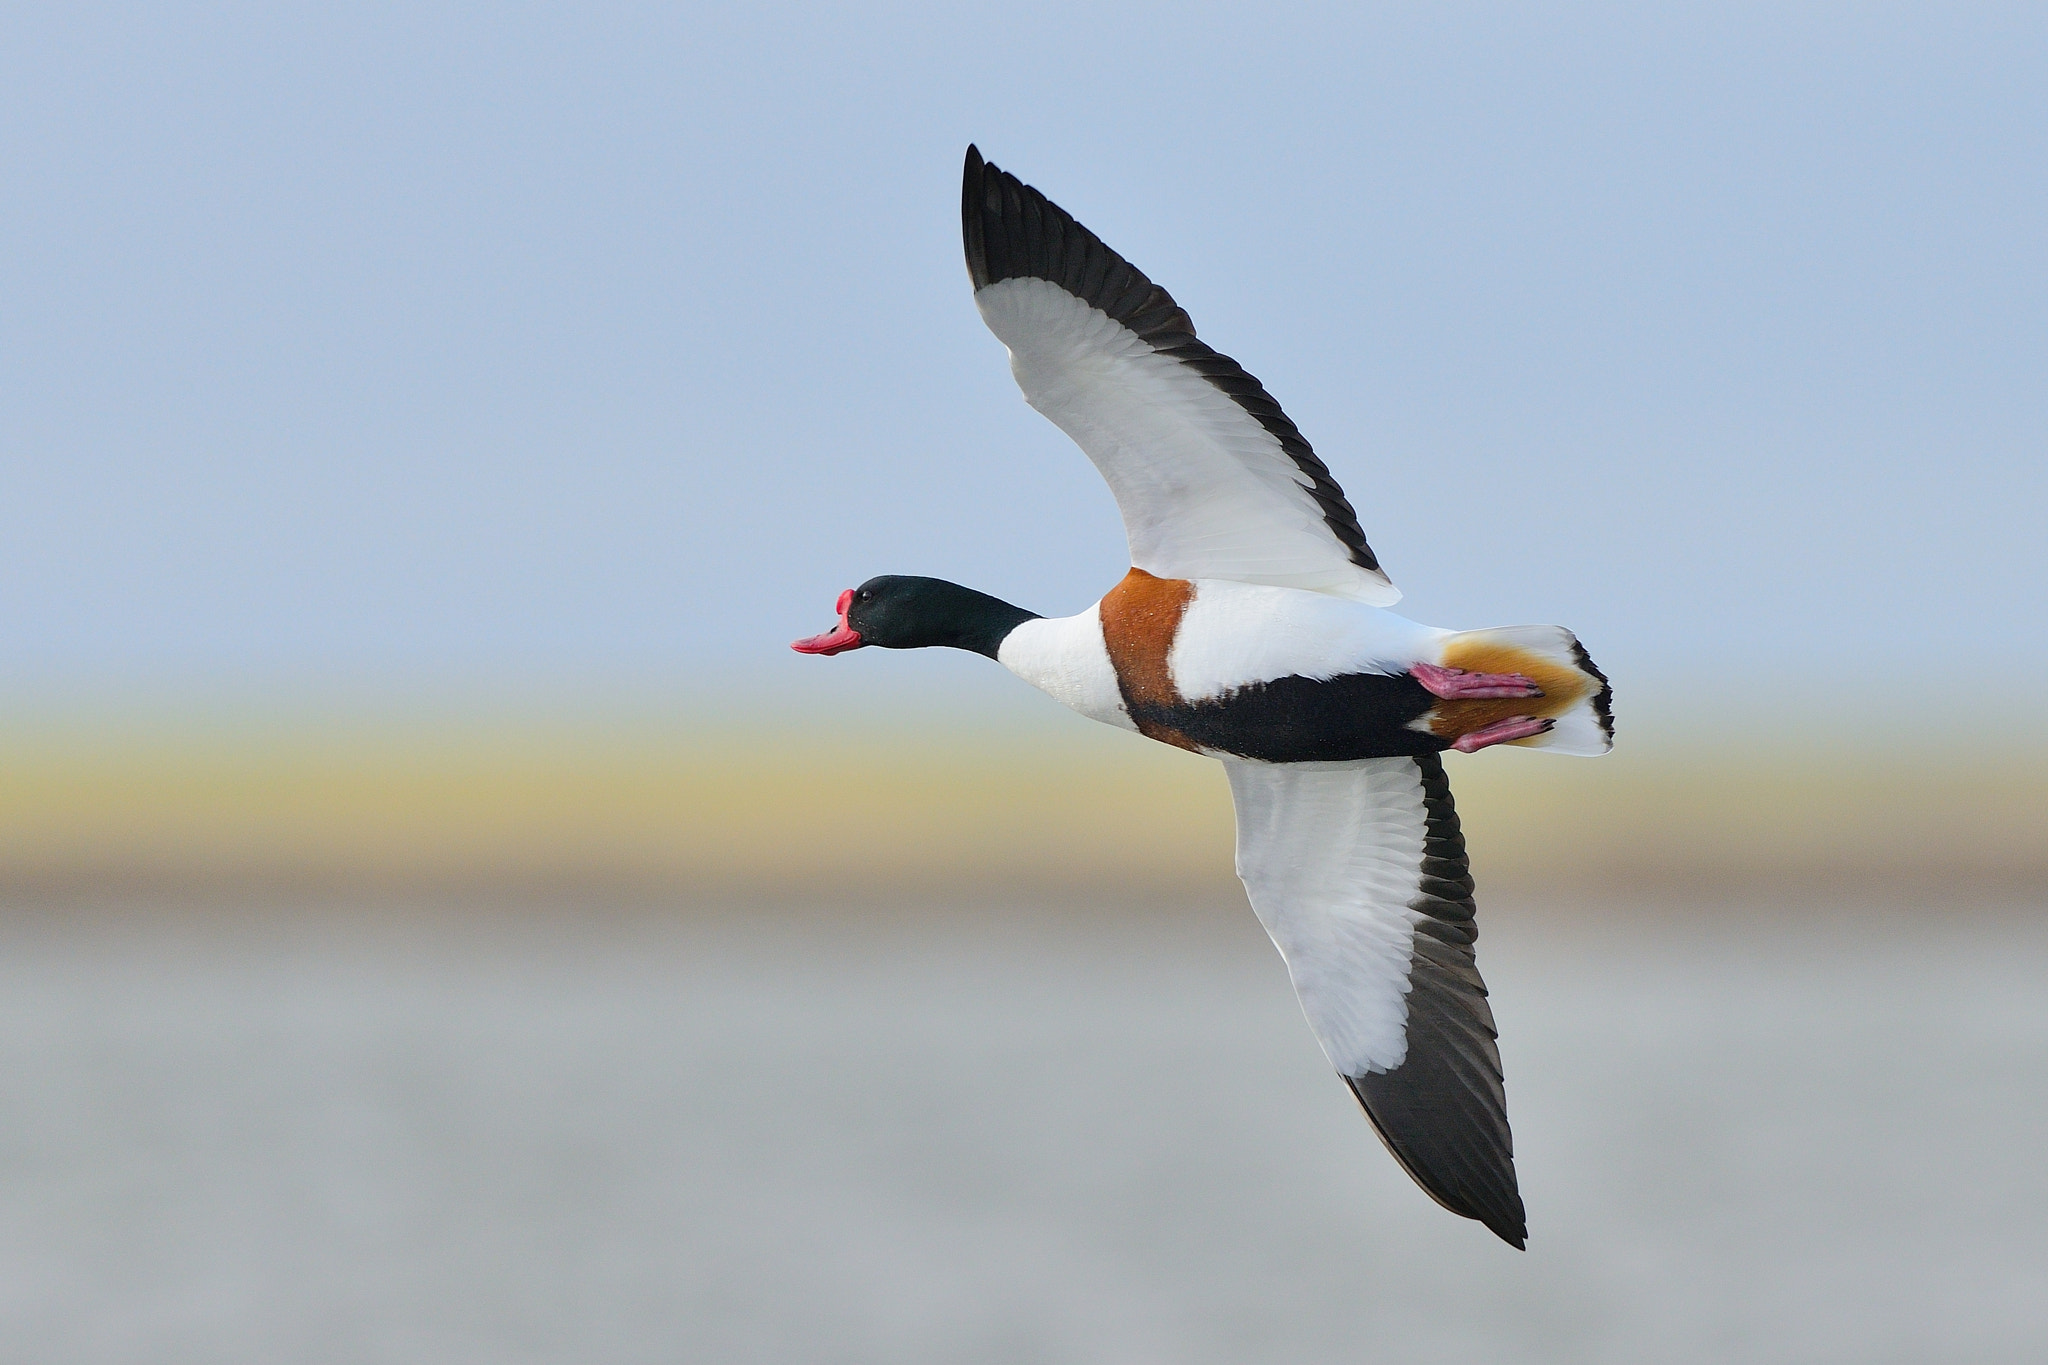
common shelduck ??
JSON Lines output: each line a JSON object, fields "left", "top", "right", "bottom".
{"left": 793, "top": 147, "right": 1613, "bottom": 1248}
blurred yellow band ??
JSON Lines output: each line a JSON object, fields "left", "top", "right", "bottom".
{"left": 4, "top": 718, "right": 2043, "bottom": 901}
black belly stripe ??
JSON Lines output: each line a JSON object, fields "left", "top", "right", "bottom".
{"left": 1128, "top": 672, "right": 1447, "bottom": 762}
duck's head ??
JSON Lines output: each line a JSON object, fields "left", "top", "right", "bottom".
{"left": 791, "top": 576, "right": 1038, "bottom": 660}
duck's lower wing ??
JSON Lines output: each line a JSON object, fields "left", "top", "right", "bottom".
{"left": 1223, "top": 753, "right": 1525, "bottom": 1248}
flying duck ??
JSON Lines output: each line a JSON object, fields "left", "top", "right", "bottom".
{"left": 793, "top": 147, "right": 1613, "bottom": 1248}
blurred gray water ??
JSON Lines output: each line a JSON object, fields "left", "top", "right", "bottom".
{"left": 2, "top": 897, "right": 2044, "bottom": 1365}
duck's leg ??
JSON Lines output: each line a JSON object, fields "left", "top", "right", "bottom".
{"left": 1451, "top": 716, "right": 1555, "bottom": 753}
{"left": 1411, "top": 661, "right": 1544, "bottom": 700}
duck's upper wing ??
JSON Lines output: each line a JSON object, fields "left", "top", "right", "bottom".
{"left": 963, "top": 147, "right": 1399, "bottom": 606}
{"left": 1223, "top": 752, "right": 1525, "bottom": 1247}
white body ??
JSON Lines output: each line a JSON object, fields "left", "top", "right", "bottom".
{"left": 997, "top": 579, "right": 1450, "bottom": 728}
{"left": 995, "top": 602, "right": 1138, "bottom": 732}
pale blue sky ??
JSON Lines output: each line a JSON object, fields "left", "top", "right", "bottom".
{"left": 4, "top": 4, "right": 2043, "bottom": 708}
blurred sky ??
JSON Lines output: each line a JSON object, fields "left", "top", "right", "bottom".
{"left": 3, "top": 3, "right": 2043, "bottom": 709}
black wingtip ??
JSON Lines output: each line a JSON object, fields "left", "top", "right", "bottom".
{"left": 1348, "top": 1071, "right": 1528, "bottom": 1248}
{"left": 1484, "top": 1197, "right": 1529, "bottom": 1250}
{"left": 961, "top": 144, "right": 991, "bottom": 289}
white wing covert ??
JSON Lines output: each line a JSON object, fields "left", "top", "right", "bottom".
{"left": 1225, "top": 752, "right": 1525, "bottom": 1247}
{"left": 963, "top": 147, "right": 1399, "bottom": 605}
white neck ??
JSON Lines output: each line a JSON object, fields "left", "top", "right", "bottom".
{"left": 994, "top": 604, "right": 1137, "bottom": 733}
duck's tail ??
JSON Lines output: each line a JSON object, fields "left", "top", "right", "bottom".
{"left": 1435, "top": 625, "right": 1614, "bottom": 756}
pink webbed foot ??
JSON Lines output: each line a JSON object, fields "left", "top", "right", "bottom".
{"left": 1452, "top": 716, "right": 1555, "bottom": 754}
{"left": 1411, "top": 661, "right": 1544, "bottom": 700}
